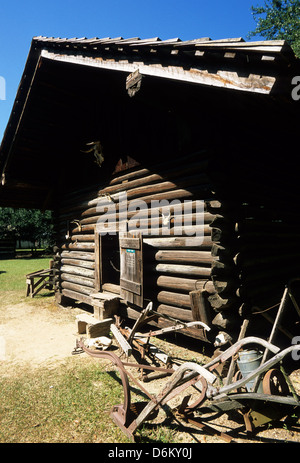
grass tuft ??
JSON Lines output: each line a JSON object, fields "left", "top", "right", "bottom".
{"left": 0, "top": 359, "right": 132, "bottom": 443}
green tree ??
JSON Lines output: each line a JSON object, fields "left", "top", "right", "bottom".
{"left": 248, "top": 0, "right": 300, "bottom": 57}
{"left": 0, "top": 207, "right": 53, "bottom": 253}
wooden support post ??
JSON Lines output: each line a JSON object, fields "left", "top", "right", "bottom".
{"left": 189, "top": 290, "right": 211, "bottom": 327}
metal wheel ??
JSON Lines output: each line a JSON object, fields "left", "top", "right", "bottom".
{"left": 262, "top": 368, "right": 289, "bottom": 396}
{"left": 232, "top": 370, "right": 247, "bottom": 393}
{"left": 184, "top": 376, "right": 208, "bottom": 413}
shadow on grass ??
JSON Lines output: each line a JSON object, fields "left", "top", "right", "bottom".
{"left": 33, "top": 291, "right": 55, "bottom": 298}
{"left": 15, "top": 253, "right": 53, "bottom": 259}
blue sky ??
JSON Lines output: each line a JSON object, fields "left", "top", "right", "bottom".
{"left": 0, "top": 0, "right": 263, "bottom": 140}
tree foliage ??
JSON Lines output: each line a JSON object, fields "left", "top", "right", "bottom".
{"left": 0, "top": 207, "right": 53, "bottom": 249}
{"left": 248, "top": 0, "right": 300, "bottom": 57}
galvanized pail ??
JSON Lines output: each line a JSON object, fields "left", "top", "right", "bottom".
{"left": 237, "top": 349, "right": 263, "bottom": 393}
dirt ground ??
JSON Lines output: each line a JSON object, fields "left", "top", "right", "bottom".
{"left": 1, "top": 297, "right": 300, "bottom": 444}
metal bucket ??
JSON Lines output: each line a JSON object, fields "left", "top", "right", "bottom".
{"left": 237, "top": 349, "right": 263, "bottom": 393}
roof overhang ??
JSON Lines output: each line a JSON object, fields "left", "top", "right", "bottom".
{"left": 0, "top": 35, "right": 299, "bottom": 209}
{"left": 41, "top": 47, "right": 275, "bottom": 95}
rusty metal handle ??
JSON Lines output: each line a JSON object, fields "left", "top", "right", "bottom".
{"left": 76, "top": 338, "right": 131, "bottom": 425}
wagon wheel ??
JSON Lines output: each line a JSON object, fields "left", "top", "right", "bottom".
{"left": 262, "top": 369, "right": 289, "bottom": 396}
{"left": 232, "top": 370, "right": 247, "bottom": 393}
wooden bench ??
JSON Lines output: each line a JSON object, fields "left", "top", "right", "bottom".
{"left": 26, "top": 268, "right": 55, "bottom": 298}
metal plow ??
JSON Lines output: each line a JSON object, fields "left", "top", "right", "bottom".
{"left": 75, "top": 305, "right": 300, "bottom": 442}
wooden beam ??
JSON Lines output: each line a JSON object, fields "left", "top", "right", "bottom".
{"left": 41, "top": 50, "right": 276, "bottom": 94}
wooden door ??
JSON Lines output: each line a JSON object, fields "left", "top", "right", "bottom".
{"left": 119, "top": 232, "right": 143, "bottom": 307}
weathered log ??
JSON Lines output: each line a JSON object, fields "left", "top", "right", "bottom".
{"left": 61, "top": 281, "right": 94, "bottom": 295}
{"left": 61, "top": 288, "right": 93, "bottom": 304}
{"left": 61, "top": 242, "right": 95, "bottom": 251}
{"left": 94, "top": 223, "right": 211, "bottom": 237}
{"left": 100, "top": 158, "right": 210, "bottom": 196}
{"left": 60, "top": 265, "right": 95, "bottom": 279}
{"left": 143, "top": 236, "right": 212, "bottom": 249}
{"left": 109, "top": 167, "right": 156, "bottom": 187}
{"left": 156, "top": 304, "right": 193, "bottom": 322}
{"left": 100, "top": 173, "right": 210, "bottom": 202}
{"left": 205, "top": 200, "right": 240, "bottom": 218}
{"left": 61, "top": 273, "right": 95, "bottom": 288}
{"left": 211, "top": 277, "right": 239, "bottom": 295}
{"left": 60, "top": 176, "right": 212, "bottom": 217}
{"left": 84, "top": 209, "right": 212, "bottom": 230}
{"left": 211, "top": 227, "right": 236, "bottom": 243}
{"left": 153, "top": 263, "right": 211, "bottom": 277}
{"left": 61, "top": 258, "right": 95, "bottom": 269}
{"left": 81, "top": 186, "right": 213, "bottom": 218}
{"left": 157, "top": 291, "right": 191, "bottom": 309}
{"left": 61, "top": 250, "right": 95, "bottom": 261}
{"left": 211, "top": 243, "right": 236, "bottom": 260}
{"left": 154, "top": 250, "right": 213, "bottom": 264}
{"left": 211, "top": 261, "right": 237, "bottom": 280}
{"left": 77, "top": 211, "right": 215, "bottom": 228}
{"left": 70, "top": 224, "right": 96, "bottom": 234}
{"left": 211, "top": 311, "right": 240, "bottom": 330}
{"left": 60, "top": 196, "right": 214, "bottom": 225}
{"left": 156, "top": 275, "right": 214, "bottom": 293}
{"left": 208, "top": 292, "right": 239, "bottom": 311}
{"left": 70, "top": 234, "right": 95, "bottom": 242}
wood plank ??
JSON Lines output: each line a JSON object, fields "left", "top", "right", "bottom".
{"left": 110, "top": 324, "right": 132, "bottom": 357}
{"left": 119, "top": 237, "right": 141, "bottom": 250}
{"left": 43, "top": 50, "right": 276, "bottom": 94}
{"left": 120, "top": 232, "right": 143, "bottom": 307}
{"left": 120, "top": 278, "right": 141, "bottom": 296}
{"left": 94, "top": 233, "right": 101, "bottom": 292}
{"left": 189, "top": 290, "right": 211, "bottom": 326}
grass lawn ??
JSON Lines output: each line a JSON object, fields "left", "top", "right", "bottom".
{"left": 0, "top": 359, "right": 135, "bottom": 443}
{"left": 0, "top": 257, "right": 52, "bottom": 292}
{"left": 0, "top": 257, "right": 182, "bottom": 443}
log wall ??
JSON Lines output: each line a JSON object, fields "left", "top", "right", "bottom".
{"left": 53, "top": 150, "right": 224, "bottom": 341}
{"left": 53, "top": 144, "right": 300, "bottom": 345}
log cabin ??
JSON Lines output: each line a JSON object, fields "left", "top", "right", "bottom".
{"left": 0, "top": 35, "right": 300, "bottom": 348}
